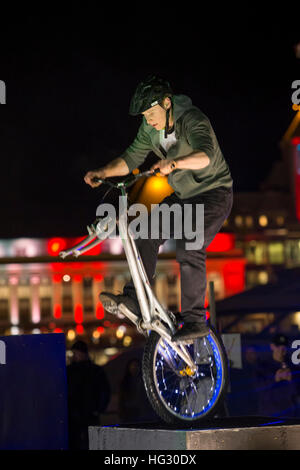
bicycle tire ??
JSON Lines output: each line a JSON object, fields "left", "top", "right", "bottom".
{"left": 142, "top": 327, "right": 228, "bottom": 426}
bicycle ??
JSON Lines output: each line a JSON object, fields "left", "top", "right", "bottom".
{"left": 60, "top": 169, "right": 228, "bottom": 426}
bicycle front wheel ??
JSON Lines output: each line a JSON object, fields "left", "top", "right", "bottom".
{"left": 142, "top": 328, "right": 228, "bottom": 426}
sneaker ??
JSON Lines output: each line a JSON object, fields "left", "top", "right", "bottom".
{"left": 99, "top": 292, "right": 141, "bottom": 317}
{"left": 172, "top": 320, "right": 210, "bottom": 343}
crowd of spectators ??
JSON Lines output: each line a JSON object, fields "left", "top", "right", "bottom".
{"left": 227, "top": 333, "right": 300, "bottom": 418}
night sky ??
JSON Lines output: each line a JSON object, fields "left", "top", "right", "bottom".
{"left": 0, "top": 6, "right": 299, "bottom": 238}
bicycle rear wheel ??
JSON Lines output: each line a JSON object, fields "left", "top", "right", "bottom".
{"left": 142, "top": 327, "right": 228, "bottom": 426}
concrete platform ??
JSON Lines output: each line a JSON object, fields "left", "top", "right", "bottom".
{"left": 89, "top": 417, "right": 300, "bottom": 450}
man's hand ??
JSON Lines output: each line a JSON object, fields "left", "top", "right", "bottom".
{"left": 150, "top": 160, "right": 176, "bottom": 176}
{"left": 275, "top": 367, "right": 292, "bottom": 382}
{"left": 84, "top": 168, "right": 106, "bottom": 188}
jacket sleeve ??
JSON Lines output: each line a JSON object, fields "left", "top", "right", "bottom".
{"left": 120, "top": 121, "right": 152, "bottom": 173}
{"left": 183, "top": 109, "right": 215, "bottom": 160}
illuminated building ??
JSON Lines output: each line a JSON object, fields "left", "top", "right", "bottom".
{"left": 0, "top": 233, "right": 245, "bottom": 362}
{"left": 217, "top": 109, "right": 300, "bottom": 335}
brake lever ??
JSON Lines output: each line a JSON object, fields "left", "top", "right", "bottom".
{"left": 91, "top": 177, "right": 116, "bottom": 189}
{"left": 143, "top": 168, "right": 160, "bottom": 176}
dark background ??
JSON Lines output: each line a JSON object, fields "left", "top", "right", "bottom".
{"left": 0, "top": 5, "right": 299, "bottom": 237}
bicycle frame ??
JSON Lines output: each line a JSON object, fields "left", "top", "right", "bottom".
{"left": 59, "top": 174, "right": 197, "bottom": 372}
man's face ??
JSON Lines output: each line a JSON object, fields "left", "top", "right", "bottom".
{"left": 270, "top": 343, "right": 287, "bottom": 362}
{"left": 142, "top": 98, "right": 170, "bottom": 131}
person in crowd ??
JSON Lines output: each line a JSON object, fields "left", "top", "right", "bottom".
{"left": 118, "top": 358, "right": 157, "bottom": 424}
{"left": 67, "top": 340, "right": 111, "bottom": 449}
{"left": 227, "top": 344, "right": 261, "bottom": 416}
{"left": 255, "top": 334, "right": 299, "bottom": 418}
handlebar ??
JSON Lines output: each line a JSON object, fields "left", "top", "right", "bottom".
{"left": 91, "top": 168, "right": 160, "bottom": 188}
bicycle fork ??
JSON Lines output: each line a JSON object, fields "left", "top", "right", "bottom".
{"left": 118, "top": 201, "right": 197, "bottom": 374}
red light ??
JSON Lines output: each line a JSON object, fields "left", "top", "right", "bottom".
{"left": 223, "top": 261, "right": 245, "bottom": 294}
{"left": 76, "top": 324, "right": 84, "bottom": 335}
{"left": 53, "top": 328, "right": 63, "bottom": 333}
{"left": 73, "top": 274, "right": 82, "bottom": 283}
{"left": 292, "top": 137, "right": 300, "bottom": 146}
{"left": 51, "top": 262, "right": 64, "bottom": 271}
{"left": 48, "top": 238, "right": 67, "bottom": 256}
{"left": 296, "top": 174, "right": 300, "bottom": 221}
{"left": 97, "top": 326, "right": 104, "bottom": 334}
{"left": 294, "top": 137, "right": 300, "bottom": 221}
{"left": 94, "top": 274, "right": 104, "bottom": 282}
{"left": 54, "top": 304, "right": 62, "bottom": 319}
{"left": 207, "top": 233, "right": 235, "bottom": 252}
{"left": 74, "top": 304, "right": 83, "bottom": 324}
{"left": 96, "top": 302, "right": 104, "bottom": 320}
{"left": 52, "top": 274, "right": 62, "bottom": 283}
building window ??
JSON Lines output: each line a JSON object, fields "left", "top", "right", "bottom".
{"left": 40, "top": 297, "right": 52, "bottom": 321}
{"left": 268, "top": 242, "right": 284, "bottom": 264}
{"left": 276, "top": 215, "right": 285, "bottom": 226}
{"left": 19, "top": 298, "right": 31, "bottom": 325}
{"left": 83, "top": 277, "right": 94, "bottom": 314}
{"left": 245, "top": 242, "right": 256, "bottom": 264}
{"left": 104, "top": 276, "right": 114, "bottom": 289}
{"left": 259, "top": 215, "right": 268, "bottom": 227}
{"left": 207, "top": 272, "right": 224, "bottom": 300}
{"left": 245, "top": 216, "right": 253, "bottom": 228}
{"left": 167, "top": 274, "right": 179, "bottom": 311}
{"left": 285, "top": 240, "right": 300, "bottom": 266}
{"left": 234, "top": 215, "right": 243, "bottom": 227}
{"left": 245, "top": 241, "right": 268, "bottom": 265}
{"left": 246, "top": 270, "right": 269, "bottom": 287}
{"left": 0, "top": 299, "right": 9, "bottom": 322}
{"left": 246, "top": 270, "right": 256, "bottom": 287}
{"left": 62, "top": 281, "right": 73, "bottom": 315}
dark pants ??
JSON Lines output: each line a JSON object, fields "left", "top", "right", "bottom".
{"left": 123, "top": 186, "right": 233, "bottom": 323}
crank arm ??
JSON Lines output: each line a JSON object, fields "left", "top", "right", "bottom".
{"left": 117, "top": 303, "right": 140, "bottom": 327}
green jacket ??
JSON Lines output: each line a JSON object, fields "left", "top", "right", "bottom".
{"left": 121, "top": 94, "right": 233, "bottom": 199}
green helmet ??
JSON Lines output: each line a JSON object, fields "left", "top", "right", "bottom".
{"left": 129, "top": 75, "right": 173, "bottom": 116}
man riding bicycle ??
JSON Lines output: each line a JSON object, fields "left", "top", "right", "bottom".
{"left": 84, "top": 75, "right": 233, "bottom": 342}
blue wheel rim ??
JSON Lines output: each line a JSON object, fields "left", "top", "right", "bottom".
{"left": 153, "top": 333, "right": 224, "bottom": 420}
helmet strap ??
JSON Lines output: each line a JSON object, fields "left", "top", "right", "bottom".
{"left": 164, "top": 107, "right": 170, "bottom": 139}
